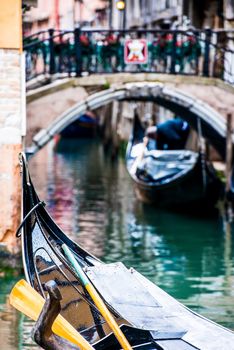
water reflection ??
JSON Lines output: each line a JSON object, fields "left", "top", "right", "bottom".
{"left": 2, "top": 137, "right": 234, "bottom": 350}
{"left": 31, "top": 139, "right": 234, "bottom": 329}
{"left": 0, "top": 273, "right": 25, "bottom": 350}
{"left": 125, "top": 205, "right": 234, "bottom": 327}
{"left": 30, "top": 139, "right": 234, "bottom": 328}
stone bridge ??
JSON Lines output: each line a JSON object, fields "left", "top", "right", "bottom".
{"left": 26, "top": 73, "right": 234, "bottom": 159}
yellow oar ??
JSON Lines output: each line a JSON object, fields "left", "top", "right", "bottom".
{"left": 9, "top": 279, "right": 94, "bottom": 350}
{"left": 62, "top": 244, "right": 133, "bottom": 350}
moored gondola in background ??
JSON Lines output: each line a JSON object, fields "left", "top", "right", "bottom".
{"left": 126, "top": 112, "right": 222, "bottom": 210}
{"left": 60, "top": 112, "right": 99, "bottom": 138}
{"left": 12, "top": 152, "right": 234, "bottom": 349}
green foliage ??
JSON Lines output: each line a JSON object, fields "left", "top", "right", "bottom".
{"left": 102, "top": 82, "right": 111, "bottom": 90}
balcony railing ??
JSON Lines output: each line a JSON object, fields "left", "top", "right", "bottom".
{"left": 23, "top": 28, "right": 234, "bottom": 86}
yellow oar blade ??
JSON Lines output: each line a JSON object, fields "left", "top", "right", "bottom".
{"left": 9, "top": 279, "right": 44, "bottom": 320}
{"left": 10, "top": 279, "right": 94, "bottom": 350}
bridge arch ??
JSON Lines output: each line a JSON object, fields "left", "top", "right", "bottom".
{"left": 29, "top": 82, "right": 230, "bottom": 159}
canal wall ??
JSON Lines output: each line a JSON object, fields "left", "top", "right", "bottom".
{"left": 0, "top": 1, "right": 24, "bottom": 254}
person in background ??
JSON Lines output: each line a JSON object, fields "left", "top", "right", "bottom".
{"left": 146, "top": 117, "right": 189, "bottom": 150}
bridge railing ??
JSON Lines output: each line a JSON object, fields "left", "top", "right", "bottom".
{"left": 23, "top": 28, "right": 234, "bottom": 85}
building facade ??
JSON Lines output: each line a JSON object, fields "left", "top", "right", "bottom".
{"left": 111, "top": 0, "right": 234, "bottom": 30}
{"left": 0, "top": 0, "right": 25, "bottom": 252}
{"left": 23, "top": 0, "right": 108, "bottom": 36}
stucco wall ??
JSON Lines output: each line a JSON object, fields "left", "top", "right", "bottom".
{"left": 0, "top": 0, "right": 22, "bottom": 50}
{"left": 0, "top": 48, "right": 23, "bottom": 252}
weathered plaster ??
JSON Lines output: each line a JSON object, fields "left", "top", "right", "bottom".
{"left": 0, "top": 48, "right": 23, "bottom": 253}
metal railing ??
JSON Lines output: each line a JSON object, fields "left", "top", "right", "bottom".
{"left": 23, "top": 28, "right": 234, "bottom": 86}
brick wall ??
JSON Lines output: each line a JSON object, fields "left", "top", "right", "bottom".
{"left": 0, "top": 48, "right": 23, "bottom": 253}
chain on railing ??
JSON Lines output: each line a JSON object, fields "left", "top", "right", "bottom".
{"left": 23, "top": 28, "right": 234, "bottom": 86}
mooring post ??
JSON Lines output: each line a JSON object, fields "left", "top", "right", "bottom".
{"left": 225, "top": 112, "right": 233, "bottom": 222}
{"left": 103, "top": 103, "right": 112, "bottom": 153}
{"left": 111, "top": 100, "right": 120, "bottom": 160}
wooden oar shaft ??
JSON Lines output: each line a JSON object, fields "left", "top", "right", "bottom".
{"left": 85, "top": 284, "right": 133, "bottom": 350}
{"left": 10, "top": 279, "right": 94, "bottom": 350}
{"left": 130, "top": 136, "right": 149, "bottom": 175}
{"left": 62, "top": 244, "right": 133, "bottom": 350}
{"left": 138, "top": 136, "right": 149, "bottom": 162}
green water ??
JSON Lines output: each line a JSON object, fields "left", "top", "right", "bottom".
{"left": 1, "top": 138, "right": 234, "bottom": 348}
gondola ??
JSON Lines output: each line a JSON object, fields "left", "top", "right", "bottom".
{"left": 126, "top": 113, "right": 222, "bottom": 208}
{"left": 16, "top": 152, "right": 234, "bottom": 350}
{"left": 60, "top": 113, "right": 98, "bottom": 138}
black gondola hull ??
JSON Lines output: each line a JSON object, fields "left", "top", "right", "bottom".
{"left": 132, "top": 161, "right": 221, "bottom": 209}
{"left": 17, "top": 153, "right": 234, "bottom": 350}
{"left": 126, "top": 114, "right": 222, "bottom": 209}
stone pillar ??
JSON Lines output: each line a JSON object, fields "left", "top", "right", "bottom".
{"left": 0, "top": 0, "right": 25, "bottom": 253}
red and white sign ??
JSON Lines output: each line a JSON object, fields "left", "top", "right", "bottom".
{"left": 124, "top": 39, "right": 148, "bottom": 64}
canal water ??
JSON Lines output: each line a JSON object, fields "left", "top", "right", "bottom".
{"left": 1, "top": 138, "right": 234, "bottom": 349}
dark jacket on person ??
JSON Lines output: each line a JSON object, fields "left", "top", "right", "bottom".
{"left": 156, "top": 118, "right": 189, "bottom": 150}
